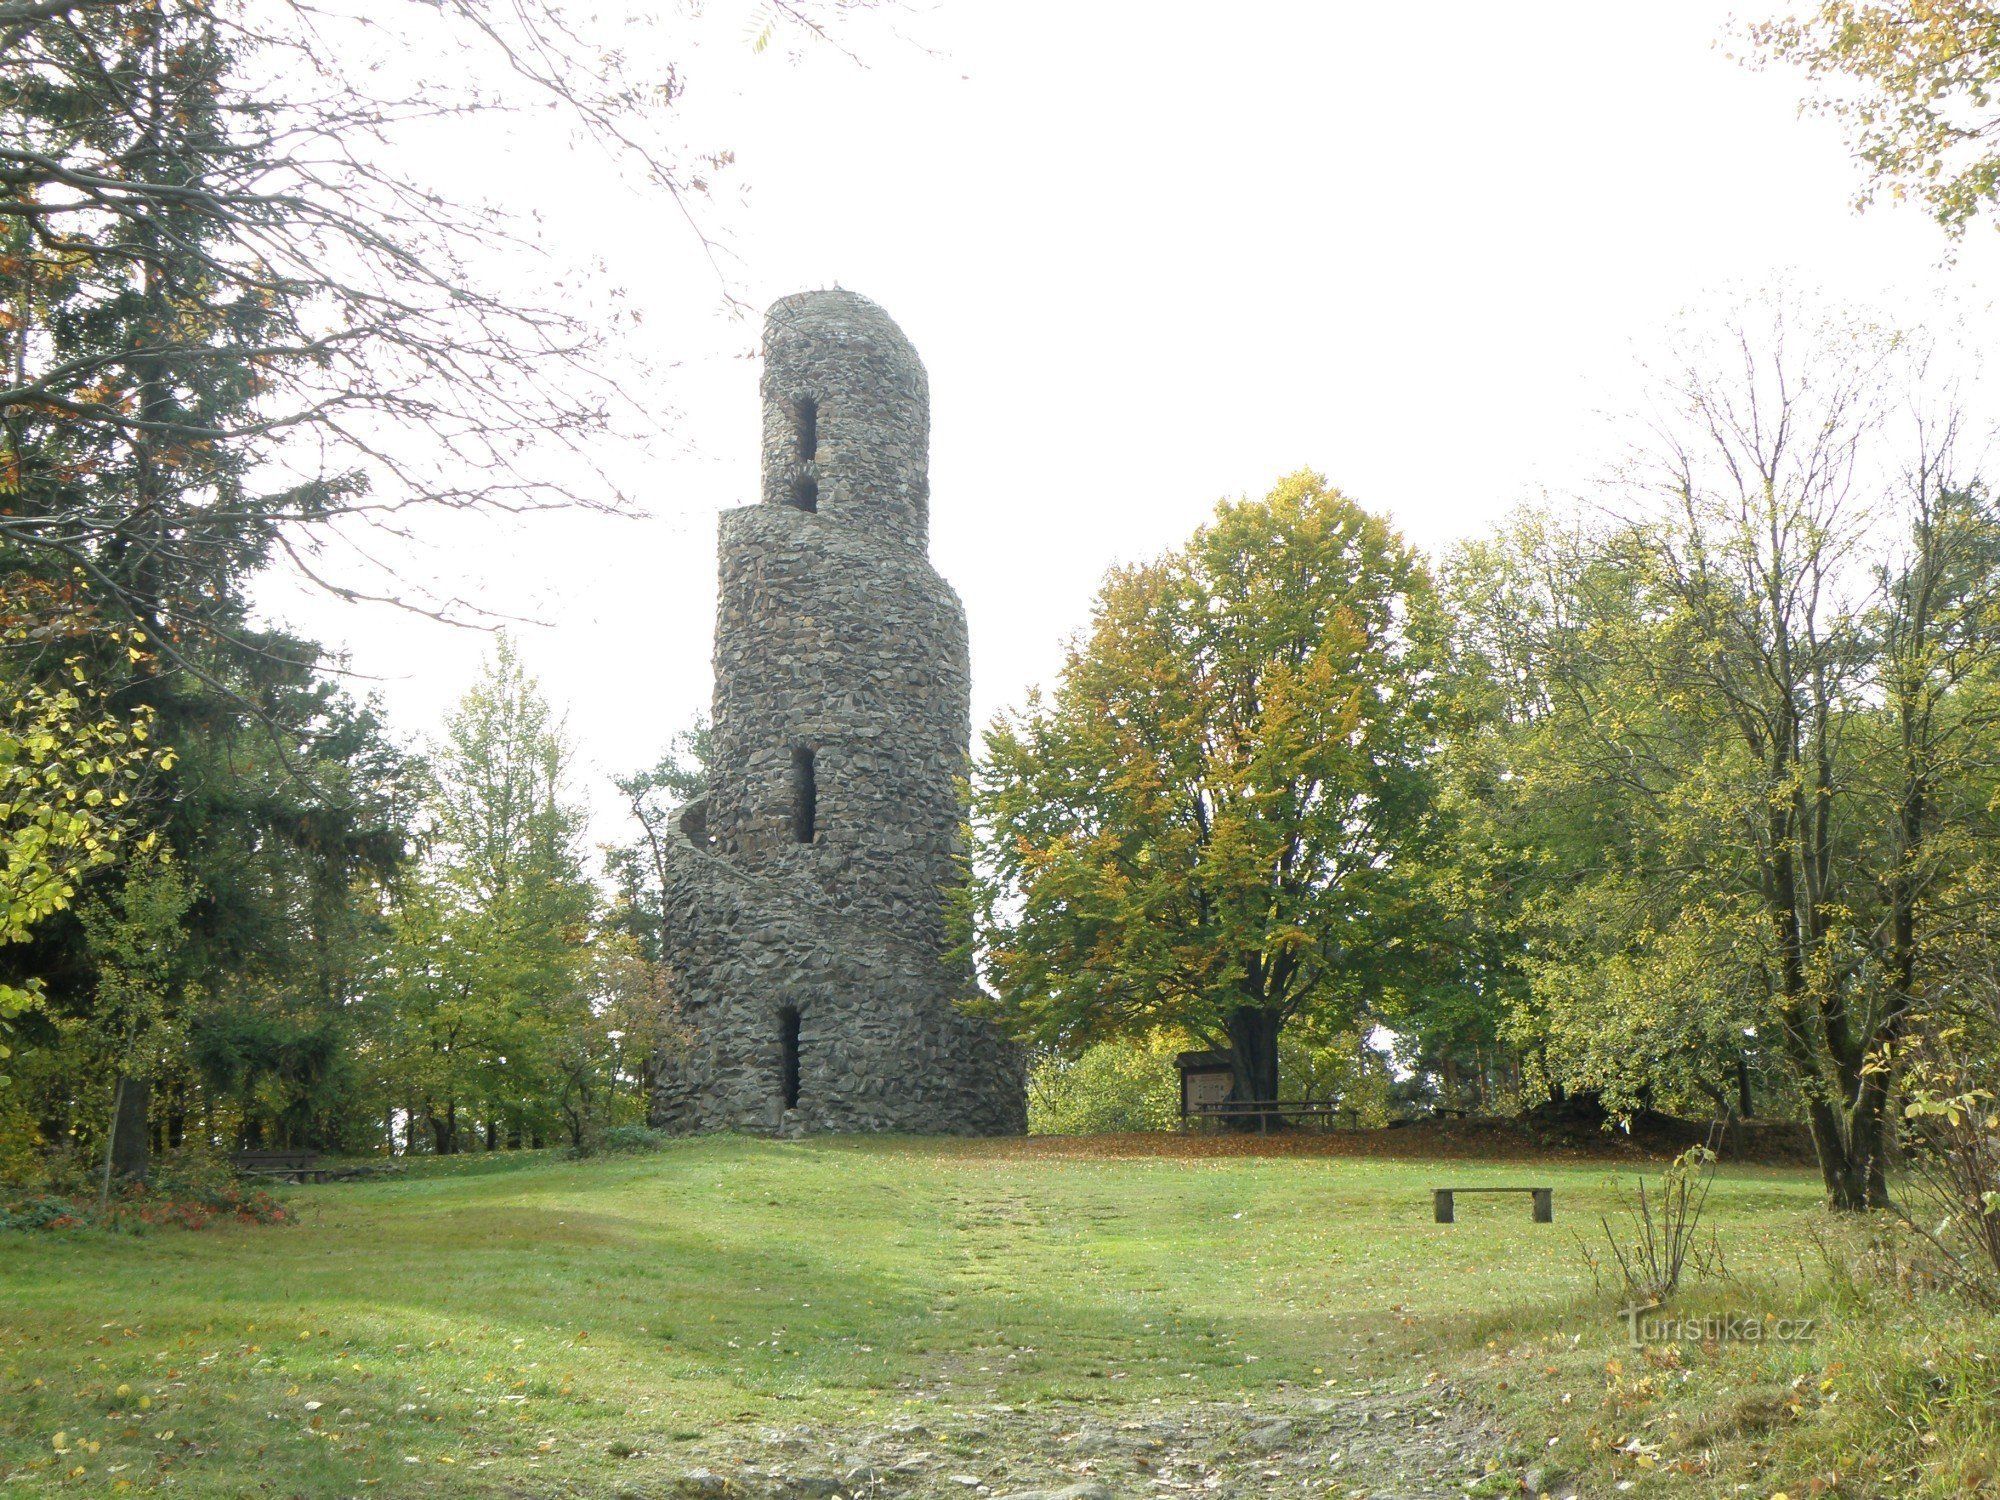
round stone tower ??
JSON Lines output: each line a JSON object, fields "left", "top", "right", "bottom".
{"left": 653, "top": 290, "right": 1026, "bottom": 1136}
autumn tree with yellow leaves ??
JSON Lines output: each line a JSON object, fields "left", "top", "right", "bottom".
{"left": 964, "top": 472, "right": 1443, "bottom": 1125}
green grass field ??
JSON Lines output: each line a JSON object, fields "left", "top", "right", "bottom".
{"left": 1, "top": 1137, "right": 1993, "bottom": 1498}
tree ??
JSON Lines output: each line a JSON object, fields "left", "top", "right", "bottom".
{"left": 608, "top": 718, "right": 711, "bottom": 964}
{"left": 0, "top": 622, "right": 156, "bottom": 1085}
{"left": 375, "top": 639, "right": 597, "bottom": 1153}
{"left": 1748, "top": 3, "right": 2000, "bottom": 236}
{"left": 965, "top": 472, "right": 1441, "bottom": 1123}
{"left": 0, "top": 0, "right": 862, "bottom": 652}
{"left": 77, "top": 851, "right": 194, "bottom": 1187}
{"left": 0, "top": 0, "right": 660, "bottom": 1166}
{"left": 172, "top": 682, "right": 412, "bottom": 1152}
{"left": 1434, "top": 513, "right": 1783, "bottom": 1125}
{"left": 1453, "top": 301, "right": 2000, "bottom": 1209}
{"left": 0, "top": 0, "right": 874, "bottom": 1169}
{"left": 4, "top": 640, "right": 414, "bottom": 1161}
{"left": 603, "top": 720, "right": 708, "bottom": 1109}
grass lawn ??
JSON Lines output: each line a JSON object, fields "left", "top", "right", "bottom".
{"left": 0, "top": 1137, "right": 1988, "bottom": 1497}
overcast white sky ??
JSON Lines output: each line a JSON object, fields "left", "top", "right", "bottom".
{"left": 254, "top": 0, "right": 1994, "bottom": 842}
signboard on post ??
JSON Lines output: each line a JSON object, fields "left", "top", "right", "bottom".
{"left": 1176, "top": 1050, "right": 1234, "bottom": 1122}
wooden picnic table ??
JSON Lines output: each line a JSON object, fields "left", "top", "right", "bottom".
{"left": 230, "top": 1149, "right": 326, "bottom": 1184}
{"left": 229, "top": 1151, "right": 406, "bottom": 1185}
{"left": 1184, "top": 1100, "right": 1341, "bottom": 1131}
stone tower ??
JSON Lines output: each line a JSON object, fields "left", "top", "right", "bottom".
{"left": 652, "top": 290, "right": 1026, "bottom": 1136}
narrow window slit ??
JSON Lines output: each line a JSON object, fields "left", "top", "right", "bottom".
{"left": 778, "top": 1006, "right": 801, "bottom": 1110}
{"left": 787, "top": 397, "right": 819, "bottom": 511}
{"left": 791, "top": 746, "right": 816, "bottom": 844}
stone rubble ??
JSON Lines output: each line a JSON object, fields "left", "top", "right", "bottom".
{"left": 644, "top": 1384, "right": 1546, "bottom": 1500}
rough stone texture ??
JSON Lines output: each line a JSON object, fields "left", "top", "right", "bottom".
{"left": 648, "top": 1385, "right": 1515, "bottom": 1499}
{"left": 653, "top": 290, "right": 1026, "bottom": 1136}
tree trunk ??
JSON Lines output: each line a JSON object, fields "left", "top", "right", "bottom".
{"left": 109, "top": 1075, "right": 152, "bottom": 1184}
{"left": 1735, "top": 1053, "right": 1755, "bottom": 1119}
{"left": 1225, "top": 1005, "right": 1281, "bottom": 1131}
{"left": 428, "top": 1102, "right": 458, "bottom": 1155}
{"left": 1799, "top": 1091, "right": 1882, "bottom": 1211}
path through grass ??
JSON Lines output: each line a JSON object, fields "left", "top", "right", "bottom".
{"left": 0, "top": 1138, "right": 1833, "bottom": 1496}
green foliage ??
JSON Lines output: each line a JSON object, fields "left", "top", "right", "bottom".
{"left": 191, "top": 1013, "right": 347, "bottom": 1149}
{"left": 1027, "top": 1033, "right": 1184, "bottom": 1135}
{"left": 78, "top": 853, "right": 198, "bottom": 1089}
{"left": 1748, "top": 3, "right": 2000, "bottom": 235}
{"left": 584, "top": 1123, "right": 672, "bottom": 1156}
{"left": 1431, "top": 305, "right": 2000, "bottom": 1208}
{"left": 0, "top": 643, "right": 156, "bottom": 1081}
{"left": 0, "top": 1090, "right": 39, "bottom": 1182}
{"left": 1277, "top": 1029, "right": 1396, "bottom": 1126}
{"left": 0, "top": 1145, "right": 291, "bottom": 1232}
{"left": 371, "top": 638, "right": 633, "bottom": 1154}
{"left": 967, "top": 471, "right": 1442, "bottom": 1107}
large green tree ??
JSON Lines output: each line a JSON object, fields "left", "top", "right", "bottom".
{"left": 374, "top": 640, "right": 600, "bottom": 1154}
{"left": 7, "top": 656, "right": 412, "bottom": 1162}
{"left": 1443, "top": 306, "right": 2000, "bottom": 1209}
{"left": 966, "top": 471, "right": 1442, "bottom": 1121}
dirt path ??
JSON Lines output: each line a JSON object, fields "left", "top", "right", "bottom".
{"left": 653, "top": 1380, "right": 1556, "bottom": 1500}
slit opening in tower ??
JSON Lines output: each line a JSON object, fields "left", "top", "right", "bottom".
{"left": 788, "top": 474, "right": 818, "bottom": 512}
{"left": 790, "top": 745, "right": 816, "bottom": 844}
{"left": 794, "top": 396, "right": 817, "bottom": 460}
{"left": 778, "top": 1006, "right": 800, "bottom": 1110}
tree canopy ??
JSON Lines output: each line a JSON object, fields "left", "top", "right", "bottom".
{"left": 1750, "top": 2, "right": 2000, "bottom": 235}
{"left": 965, "top": 471, "right": 1442, "bottom": 1117}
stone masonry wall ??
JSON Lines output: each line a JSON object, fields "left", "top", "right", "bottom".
{"left": 653, "top": 289, "right": 1025, "bottom": 1136}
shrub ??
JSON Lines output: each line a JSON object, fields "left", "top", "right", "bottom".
{"left": 1028, "top": 1034, "right": 1184, "bottom": 1135}
{"left": 0, "top": 1195, "right": 85, "bottom": 1231}
{"left": 587, "top": 1124, "right": 671, "bottom": 1156}
{"left": 0, "top": 1095, "right": 42, "bottom": 1187}
{"left": 1600, "top": 1142, "right": 1721, "bottom": 1302}
{"left": 1898, "top": 1068, "right": 2000, "bottom": 1306}
{"left": 0, "top": 1147, "right": 292, "bottom": 1233}
{"left": 149, "top": 1147, "right": 241, "bottom": 1203}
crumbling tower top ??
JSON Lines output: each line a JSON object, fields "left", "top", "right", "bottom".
{"left": 760, "top": 289, "right": 931, "bottom": 549}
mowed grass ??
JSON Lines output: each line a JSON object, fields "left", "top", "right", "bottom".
{"left": 0, "top": 1138, "right": 1829, "bottom": 1496}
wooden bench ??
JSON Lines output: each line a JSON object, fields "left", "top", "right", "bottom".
{"left": 230, "top": 1150, "right": 325, "bottom": 1184}
{"left": 1432, "top": 1186, "right": 1553, "bottom": 1224}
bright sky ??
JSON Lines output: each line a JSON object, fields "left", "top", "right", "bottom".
{"left": 254, "top": 0, "right": 1994, "bottom": 842}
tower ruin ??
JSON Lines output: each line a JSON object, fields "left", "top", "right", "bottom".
{"left": 651, "top": 290, "right": 1026, "bottom": 1136}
